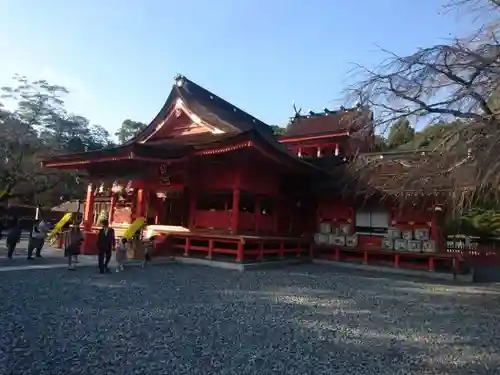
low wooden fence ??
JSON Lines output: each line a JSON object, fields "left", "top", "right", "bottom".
{"left": 155, "top": 233, "right": 310, "bottom": 263}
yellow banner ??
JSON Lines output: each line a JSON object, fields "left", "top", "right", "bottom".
{"left": 0, "top": 190, "right": 7, "bottom": 199}
{"left": 123, "top": 218, "right": 145, "bottom": 240}
{"left": 48, "top": 213, "right": 73, "bottom": 237}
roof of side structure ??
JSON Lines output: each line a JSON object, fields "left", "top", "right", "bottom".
{"left": 281, "top": 106, "right": 374, "bottom": 139}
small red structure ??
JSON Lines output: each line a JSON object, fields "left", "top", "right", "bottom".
{"left": 42, "top": 74, "right": 486, "bottom": 273}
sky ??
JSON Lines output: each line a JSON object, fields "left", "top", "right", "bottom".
{"left": 0, "top": 0, "right": 473, "bottom": 137}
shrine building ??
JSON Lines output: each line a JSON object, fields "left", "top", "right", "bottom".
{"left": 42, "top": 74, "right": 479, "bottom": 274}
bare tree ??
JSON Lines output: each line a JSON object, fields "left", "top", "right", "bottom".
{"left": 344, "top": 0, "right": 500, "bottom": 209}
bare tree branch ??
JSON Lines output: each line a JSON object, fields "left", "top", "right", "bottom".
{"left": 343, "top": 0, "right": 500, "bottom": 211}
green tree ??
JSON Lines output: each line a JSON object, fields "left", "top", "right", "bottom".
{"left": 0, "top": 75, "right": 113, "bottom": 206}
{"left": 387, "top": 118, "right": 415, "bottom": 149}
{"left": 115, "top": 119, "right": 147, "bottom": 144}
{"left": 373, "top": 135, "right": 388, "bottom": 151}
{"left": 270, "top": 125, "right": 285, "bottom": 137}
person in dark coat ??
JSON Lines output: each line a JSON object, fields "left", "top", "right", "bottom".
{"left": 97, "top": 219, "right": 115, "bottom": 273}
{"left": 6, "top": 217, "right": 21, "bottom": 259}
{"left": 66, "top": 226, "right": 83, "bottom": 270}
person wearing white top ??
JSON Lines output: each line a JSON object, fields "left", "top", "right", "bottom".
{"left": 115, "top": 238, "right": 128, "bottom": 272}
{"left": 27, "top": 220, "right": 50, "bottom": 259}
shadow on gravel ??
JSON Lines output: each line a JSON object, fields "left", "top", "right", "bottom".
{"left": 0, "top": 264, "right": 499, "bottom": 374}
{"left": 222, "top": 266, "right": 500, "bottom": 374}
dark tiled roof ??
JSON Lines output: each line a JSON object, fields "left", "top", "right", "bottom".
{"left": 42, "top": 142, "right": 190, "bottom": 164}
{"left": 130, "top": 74, "right": 327, "bottom": 172}
{"left": 42, "top": 75, "right": 328, "bottom": 174}
{"left": 282, "top": 107, "right": 373, "bottom": 139}
{"left": 133, "top": 75, "right": 275, "bottom": 143}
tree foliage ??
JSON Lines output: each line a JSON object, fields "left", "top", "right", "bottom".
{"left": 115, "top": 119, "right": 147, "bottom": 144}
{"left": 387, "top": 118, "right": 415, "bottom": 148}
{"left": 0, "top": 75, "right": 114, "bottom": 207}
{"left": 270, "top": 125, "right": 285, "bottom": 137}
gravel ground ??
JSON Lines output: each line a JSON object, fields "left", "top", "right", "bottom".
{"left": 0, "top": 264, "right": 500, "bottom": 375}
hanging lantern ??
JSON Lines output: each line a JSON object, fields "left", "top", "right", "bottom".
{"left": 111, "top": 181, "right": 124, "bottom": 194}
{"left": 125, "top": 181, "right": 134, "bottom": 194}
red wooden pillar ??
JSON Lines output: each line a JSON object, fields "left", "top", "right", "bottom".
{"left": 431, "top": 205, "right": 444, "bottom": 252}
{"left": 255, "top": 196, "right": 261, "bottom": 234}
{"left": 136, "top": 189, "right": 145, "bottom": 218}
{"left": 109, "top": 194, "right": 117, "bottom": 224}
{"left": 152, "top": 194, "right": 161, "bottom": 224}
{"left": 83, "top": 184, "right": 95, "bottom": 232}
{"left": 231, "top": 188, "right": 241, "bottom": 234}
{"left": 82, "top": 183, "right": 98, "bottom": 255}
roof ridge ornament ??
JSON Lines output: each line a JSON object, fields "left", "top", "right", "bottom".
{"left": 174, "top": 74, "right": 185, "bottom": 88}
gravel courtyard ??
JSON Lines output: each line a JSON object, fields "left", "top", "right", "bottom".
{"left": 1, "top": 264, "right": 500, "bottom": 375}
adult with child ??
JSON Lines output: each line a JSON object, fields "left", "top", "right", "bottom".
{"left": 97, "top": 219, "right": 115, "bottom": 274}
{"left": 27, "top": 219, "right": 50, "bottom": 260}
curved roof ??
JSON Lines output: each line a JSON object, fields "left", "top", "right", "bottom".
{"left": 282, "top": 106, "right": 374, "bottom": 139}
{"left": 42, "top": 74, "right": 328, "bottom": 174}
{"left": 132, "top": 75, "right": 275, "bottom": 143}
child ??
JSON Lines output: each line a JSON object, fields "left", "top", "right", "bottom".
{"left": 142, "top": 236, "right": 154, "bottom": 267}
{"left": 116, "top": 237, "right": 128, "bottom": 272}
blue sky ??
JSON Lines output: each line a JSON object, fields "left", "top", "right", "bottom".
{"left": 0, "top": 0, "right": 471, "bottom": 136}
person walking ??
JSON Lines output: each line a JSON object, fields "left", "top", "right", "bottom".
{"left": 115, "top": 237, "right": 128, "bottom": 272}
{"left": 66, "top": 226, "right": 83, "bottom": 270}
{"left": 27, "top": 219, "right": 50, "bottom": 260}
{"left": 6, "top": 217, "right": 21, "bottom": 259}
{"left": 97, "top": 219, "right": 115, "bottom": 274}
{"left": 142, "top": 236, "right": 154, "bottom": 267}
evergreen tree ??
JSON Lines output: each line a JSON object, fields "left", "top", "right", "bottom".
{"left": 387, "top": 118, "right": 415, "bottom": 149}
{"left": 115, "top": 119, "right": 147, "bottom": 144}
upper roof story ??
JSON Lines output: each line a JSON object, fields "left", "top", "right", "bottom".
{"left": 282, "top": 105, "right": 374, "bottom": 139}
{"left": 42, "top": 75, "right": 336, "bottom": 173}
{"left": 131, "top": 74, "right": 276, "bottom": 145}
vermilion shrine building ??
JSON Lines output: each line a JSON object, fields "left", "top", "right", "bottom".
{"left": 42, "top": 75, "right": 466, "bottom": 273}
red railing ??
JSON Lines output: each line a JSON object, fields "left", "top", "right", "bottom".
{"left": 311, "top": 244, "right": 466, "bottom": 274}
{"left": 156, "top": 233, "right": 310, "bottom": 263}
